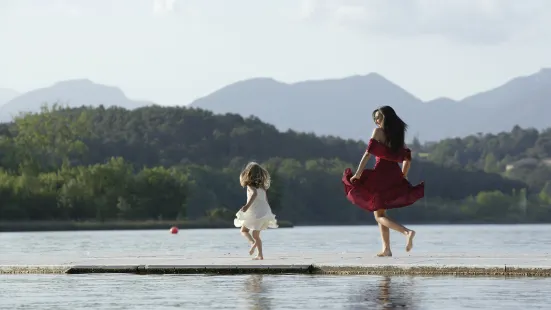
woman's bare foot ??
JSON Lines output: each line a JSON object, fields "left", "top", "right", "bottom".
{"left": 252, "top": 256, "right": 263, "bottom": 260}
{"left": 406, "top": 230, "right": 416, "bottom": 252}
{"left": 376, "top": 249, "right": 392, "bottom": 257}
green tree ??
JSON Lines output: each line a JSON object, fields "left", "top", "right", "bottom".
{"left": 205, "top": 208, "right": 234, "bottom": 221}
{"left": 131, "top": 166, "right": 188, "bottom": 220}
{"left": 8, "top": 104, "right": 91, "bottom": 174}
{"left": 266, "top": 169, "right": 283, "bottom": 212}
{"left": 483, "top": 153, "right": 499, "bottom": 173}
{"left": 411, "top": 136, "right": 422, "bottom": 152}
{"left": 474, "top": 191, "right": 511, "bottom": 219}
{"left": 540, "top": 182, "right": 551, "bottom": 204}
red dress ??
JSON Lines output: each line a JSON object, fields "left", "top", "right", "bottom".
{"left": 342, "top": 138, "right": 425, "bottom": 212}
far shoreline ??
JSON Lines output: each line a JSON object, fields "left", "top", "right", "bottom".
{"left": 1, "top": 219, "right": 549, "bottom": 233}
{"left": 0, "top": 220, "right": 294, "bottom": 233}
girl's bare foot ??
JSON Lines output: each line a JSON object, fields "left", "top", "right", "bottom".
{"left": 406, "top": 230, "right": 416, "bottom": 252}
{"left": 376, "top": 250, "right": 392, "bottom": 257}
{"left": 252, "top": 256, "right": 263, "bottom": 260}
{"left": 249, "top": 243, "right": 256, "bottom": 256}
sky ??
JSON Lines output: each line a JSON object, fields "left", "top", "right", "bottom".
{"left": 1, "top": 0, "right": 550, "bottom": 106}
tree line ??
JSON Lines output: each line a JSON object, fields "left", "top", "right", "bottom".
{"left": 0, "top": 104, "right": 549, "bottom": 225}
{"left": 413, "top": 125, "right": 551, "bottom": 191}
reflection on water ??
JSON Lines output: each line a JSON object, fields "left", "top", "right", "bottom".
{"left": 244, "top": 275, "right": 272, "bottom": 310}
{"left": 1, "top": 274, "right": 551, "bottom": 309}
{"left": 348, "top": 276, "right": 416, "bottom": 309}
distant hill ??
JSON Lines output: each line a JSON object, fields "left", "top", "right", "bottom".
{"left": 5, "top": 68, "right": 549, "bottom": 141}
{"left": 0, "top": 79, "right": 152, "bottom": 123}
{"left": 190, "top": 73, "right": 425, "bottom": 141}
{"left": 190, "top": 68, "right": 551, "bottom": 142}
{"left": 0, "top": 88, "right": 19, "bottom": 107}
{"left": 458, "top": 68, "right": 551, "bottom": 136}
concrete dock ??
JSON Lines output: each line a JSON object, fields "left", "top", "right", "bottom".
{"left": 2, "top": 252, "right": 551, "bottom": 277}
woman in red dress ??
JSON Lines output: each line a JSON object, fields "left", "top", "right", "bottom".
{"left": 342, "top": 106, "right": 424, "bottom": 257}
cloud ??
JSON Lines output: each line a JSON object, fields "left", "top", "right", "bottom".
{"left": 151, "top": 0, "right": 201, "bottom": 18}
{"left": 297, "top": 0, "right": 319, "bottom": 20}
{"left": 152, "top": 0, "right": 177, "bottom": 15}
{"left": 0, "top": 0, "right": 80, "bottom": 16}
{"left": 0, "top": 0, "right": 188, "bottom": 17}
{"left": 297, "top": 0, "right": 551, "bottom": 44}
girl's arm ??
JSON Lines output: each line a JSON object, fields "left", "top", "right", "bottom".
{"left": 241, "top": 186, "right": 257, "bottom": 212}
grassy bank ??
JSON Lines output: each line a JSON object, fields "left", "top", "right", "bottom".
{"left": 0, "top": 219, "right": 294, "bottom": 232}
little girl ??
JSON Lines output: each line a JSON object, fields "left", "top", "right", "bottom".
{"left": 234, "top": 162, "right": 278, "bottom": 260}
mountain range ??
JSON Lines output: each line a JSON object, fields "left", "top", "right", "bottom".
{"left": 0, "top": 88, "right": 20, "bottom": 108}
{"left": 0, "top": 79, "right": 151, "bottom": 123}
{"left": 191, "top": 68, "right": 551, "bottom": 142}
{"left": 2, "top": 69, "right": 550, "bottom": 142}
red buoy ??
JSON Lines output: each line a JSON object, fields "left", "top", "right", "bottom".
{"left": 169, "top": 226, "right": 179, "bottom": 234}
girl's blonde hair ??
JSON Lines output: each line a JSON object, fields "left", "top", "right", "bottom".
{"left": 239, "top": 162, "right": 271, "bottom": 189}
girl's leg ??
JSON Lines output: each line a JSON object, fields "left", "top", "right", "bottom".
{"left": 374, "top": 210, "right": 416, "bottom": 252}
{"left": 248, "top": 241, "right": 257, "bottom": 256}
{"left": 251, "top": 230, "right": 263, "bottom": 260}
{"left": 240, "top": 226, "right": 255, "bottom": 245}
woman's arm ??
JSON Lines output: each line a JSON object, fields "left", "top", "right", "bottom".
{"left": 353, "top": 128, "right": 382, "bottom": 178}
{"left": 353, "top": 152, "right": 371, "bottom": 178}
{"left": 241, "top": 186, "right": 257, "bottom": 212}
{"left": 402, "top": 143, "right": 412, "bottom": 178}
{"left": 402, "top": 159, "right": 411, "bottom": 178}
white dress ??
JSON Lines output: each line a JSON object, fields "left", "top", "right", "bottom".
{"left": 234, "top": 187, "right": 278, "bottom": 231}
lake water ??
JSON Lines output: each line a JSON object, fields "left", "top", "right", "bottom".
{"left": 1, "top": 224, "right": 551, "bottom": 309}
{"left": 2, "top": 274, "right": 551, "bottom": 309}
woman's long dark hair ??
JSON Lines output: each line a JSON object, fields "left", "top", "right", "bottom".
{"left": 372, "top": 106, "right": 408, "bottom": 153}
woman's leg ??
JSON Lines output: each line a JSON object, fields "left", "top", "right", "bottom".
{"left": 375, "top": 211, "right": 392, "bottom": 256}
{"left": 251, "top": 230, "right": 263, "bottom": 260}
{"left": 374, "top": 209, "right": 416, "bottom": 252}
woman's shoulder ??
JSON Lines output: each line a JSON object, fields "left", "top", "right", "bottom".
{"left": 371, "top": 127, "right": 384, "bottom": 136}
{"left": 367, "top": 128, "right": 396, "bottom": 156}
{"left": 369, "top": 128, "right": 386, "bottom": 144}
